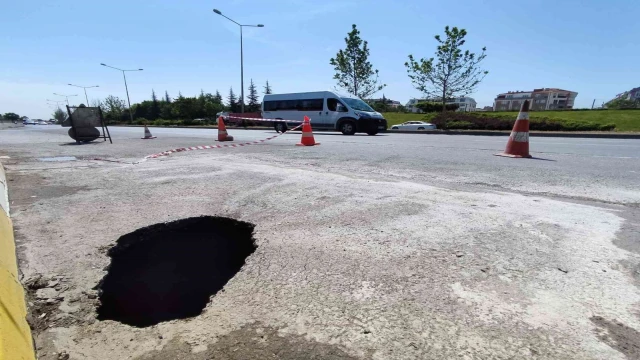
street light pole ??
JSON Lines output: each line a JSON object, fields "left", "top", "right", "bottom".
{"left": 240, "top": 25, "right": 244, "bottom": 112}
{"left": 213, "top": 9, "right": 264, "bottom": 114}
{"left": 122, "top": 72, "right": 132, "bottom": 121}
{"left": 100, "top": 63, "right": 143, "bottom": 123}
{"left": 68, "top": 84, "right": 99, "bottom": 106}
{"left": 53, "top": 93, "right": 78, "bottom": 106}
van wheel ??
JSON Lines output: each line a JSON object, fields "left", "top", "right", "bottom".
{"left": 274, "top": 122, "right": 287, "bottom": 133}
{"left": 340, "top": 121, "right": 356, "bottom": 135}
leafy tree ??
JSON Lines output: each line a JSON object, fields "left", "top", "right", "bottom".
{"left": 3, "top": 112, "right": 20, "bottom": 122}
{"left": 264, "top": 80, "right": 272, "bottom": 95}
{"left": 133, "top": 101, "right": 153, "bottom": 120}
{"left": 150, "top": 90, "right": 160, "bottom": 120}
{"left": 204, "top": 92, "right": 224, "bottom": 119}
{"left": 173, "top": 96, "right": 198, "bottom": 119}
{"left": 164, "top": 91, "right": 171, "bottom": 103}
{"left": 90, "top": 99, "right": 103, "bottom": 108}
{"left": 330, "top": 24, "right": 385, "bottom": 99}
{"left": 227, "top": 87, "right": 238, "bottom": 113}
{"left": 102, "top": 95, "right": 126, "bottom": 121}
{"left": 160, "top": 101, "right": 174, "bottom": 119}
{"left": 405, "top": 26, "right": 488, "bottom": 112}
{"left": 52, "top": 108, "right": 66, "bottom": 124}
{"left": 247, "top": 79, "right": 260, "bottom": 112}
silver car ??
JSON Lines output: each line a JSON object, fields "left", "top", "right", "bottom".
{"left": 389, "top": 121, "right": 436, "bottom": 131}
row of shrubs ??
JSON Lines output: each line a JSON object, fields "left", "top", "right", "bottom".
{"left": 112, "top": 118, "right": 265, "bottom": 127}
{"left": 430, "top": 113, "right": 616, "bottom": 131}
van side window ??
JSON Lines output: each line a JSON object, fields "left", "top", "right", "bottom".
{"left": 264, "top": 101, "right": 276, "bottom": 111}
{"left": 328, "top": 98, "right": 345, "bottom": 112}
{"left": 264, "top": 99, "right": 323, "bottom": 111}
{"left": 300, "top": 99, "right": 324, "bottom": 111}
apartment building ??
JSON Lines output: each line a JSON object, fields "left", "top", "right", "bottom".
{"left": 405, "top": 96, "right": 477, "bottom": 113}
{"left": 613, "top": 87, "right": 640, "bottom": 101}
{"left": 493, "top": 88, "right": 578, "bottom": 111}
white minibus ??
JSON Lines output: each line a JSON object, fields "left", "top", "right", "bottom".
{"left": 262, "top": 91, "right": 387, "bottom": 135}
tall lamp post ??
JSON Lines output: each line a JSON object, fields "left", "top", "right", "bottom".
{"left": 100, "top": 63, "right": 143, "bottom": 123}
{"left": 46, "top": 99, "right": 66, "bottom": 107}
{"left": 213, "top": 9, "right": 264, "bottom": 113}
{"left": 68, "top": 84, "right": 99, "bottom": 106}
{"left": 53, "top": 93, "right": 78, "bottom": 106}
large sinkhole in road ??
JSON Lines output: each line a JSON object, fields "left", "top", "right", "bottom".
{"left": 96, "top": 216, "right": 256, "bottom": 327}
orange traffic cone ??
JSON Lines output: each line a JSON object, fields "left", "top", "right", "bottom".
{"left": 495, "top": 100, "right": 532, "bottom": 158}
{"left": 296, "top": 116, "right": 320, "bottom": 146}
{"left": 217, "top": 116, "right": 234, "bottom": 142}
{"left": 141, "top": 125, "right": 156, "bottom": 139}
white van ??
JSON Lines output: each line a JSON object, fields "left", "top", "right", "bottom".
{"left": 262, "top": 91, "right": 387, "bottom": 135}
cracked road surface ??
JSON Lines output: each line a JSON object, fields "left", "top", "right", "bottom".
{"left": 2, "top": 126, "right": 640, "bottom": 359}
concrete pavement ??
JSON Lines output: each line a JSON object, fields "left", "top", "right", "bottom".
{"left": 2, "top": 125, "right": 640, "bottom": 359}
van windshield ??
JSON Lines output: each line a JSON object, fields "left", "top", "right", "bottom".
{"left": 340, "top": 97, "right": 375, "bottom": 112}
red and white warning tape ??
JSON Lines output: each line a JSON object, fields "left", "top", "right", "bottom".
{"left": 145, "top": 123, "right": 303, "bottom": 159}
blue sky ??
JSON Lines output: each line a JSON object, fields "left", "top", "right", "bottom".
{"left": 2, "top": 0, "right": 639, "bottom": 119}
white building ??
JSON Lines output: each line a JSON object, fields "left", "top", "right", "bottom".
{"left": 405, "top": 97, "right": 477, "bottom": 113}
{"left": 493, "top": 88, "right": 578, "bottom": 111}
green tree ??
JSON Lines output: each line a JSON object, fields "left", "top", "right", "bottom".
{"left": 150, "top": 89, "right": 160, "bottom": 120}
{"left": 173, "top": 93, "right": 199, "bottom": 119}
{"left": 133, "top": 101, "right": 152, "bottom": 120}
{"left": 330, "top": 24, "right": 385, "bottom": 99}
{"left": 197, "top": 89, "right": 207, "bottom": 118}
{"left": 214, "top": 90, "right": 223, "bottom": 104}
{"left": 405, "top": 26, "right": 488, "bottom": 112}
{"left": 264, "top": 80, "right": 272, "bottom": 95}
{"left": 164, "top": 91, "right": 171, "bottom": 103}
{"left": 378, "top": 94, "right": 389, "bottom": 112}
{"left": 227, "top": 87, "right": 238, "bottom": 113}
{"left": 52, "top": 108, "right": 66, "bottom": 124}
{"left": 247, "top": 79, "right": 260, "bottom": 112}
{"left": 204, "top": 92, "right": 224, "bottom": 119}
{"left": 90, "top": 99, "right": 103, "bottom": 108}
{"left": 102, "top": 95, "right": 126, "bottom": 121}
{"left": 3, "top": 112, "right": 20, "bottom": 122}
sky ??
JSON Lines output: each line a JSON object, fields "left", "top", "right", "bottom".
{"left": 2, "top": 0, "right": 639, "bottom": 119}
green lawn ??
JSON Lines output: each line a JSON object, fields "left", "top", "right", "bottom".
{"left": 383, "top": 110, "right": 640, "bottom": 132}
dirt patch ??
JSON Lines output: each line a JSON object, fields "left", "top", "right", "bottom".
{"left": 591, "top": 316, "right": 640, "bottom": 359}
{"left": 96, "top": 216, "right": 257, "bottom": 327}
{"left": 24, "top": 274, "right": 97, "bottom": 334}
{"left": 134, "top": 322, "right": 362, "bottom": 360}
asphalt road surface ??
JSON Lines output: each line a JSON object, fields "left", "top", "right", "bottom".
{"left": 2, "top": 125, "right": 640, "bottom": 360}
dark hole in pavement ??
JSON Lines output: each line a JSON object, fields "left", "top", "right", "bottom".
{"left": 95, "top": 216, "right": 256, "bottom": 327}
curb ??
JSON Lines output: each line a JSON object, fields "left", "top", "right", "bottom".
{"left": 386, "top": 130, "right": 640, "bottom": 139}
{"left": 111, "top": 125, "right": 640, "bottom": 139}
{"left": 0, "top": 163, "right": 36, "bottom": 360}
